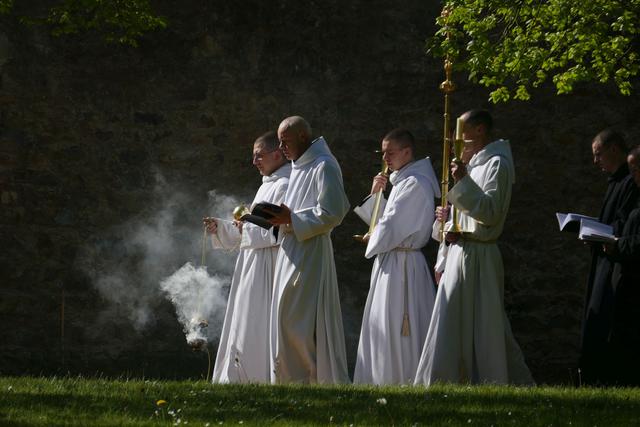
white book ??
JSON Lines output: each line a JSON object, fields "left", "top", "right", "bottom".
{"left": 353, "top": 193, "right": 387, "bottom": 226}
{"left": 556, "top": 212, "right": 598, "bottom": 233}
{"left": 578, "top": 218, "right": 617, "bottom": 243}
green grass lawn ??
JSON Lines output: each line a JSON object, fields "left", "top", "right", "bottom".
{"left": 1, "top": 377, "right": 639, "bottom": 426}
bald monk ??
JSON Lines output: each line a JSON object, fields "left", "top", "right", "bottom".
{"left": 267, "top": 116, "right": 350, "bottom": 384}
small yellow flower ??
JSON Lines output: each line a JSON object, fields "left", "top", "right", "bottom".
{"left": 157, "top": 399, "right": 168, "bottom": 407}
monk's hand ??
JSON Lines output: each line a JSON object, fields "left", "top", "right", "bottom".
{"left": 233, "top": 220, "right": 243, "bottom": 233}
{"left": 370, "top": 173, "right": 388, "bottom": 195}
{"left": 362, "top": 233, "right": 371, "bottom": 243}
{"left": 203, "top": 217, "right": 217, "bottom": 234}
{"left": 435, "top": 206, "right": 450, "bottom": 222}
{"left": 445, "top": 231, "right": 461, "bottom": 244}
{"left": 266, "top": 203, "right": 292, "bottom": 226}
{"left": 451, "top": 160, "right": 467, "bottom": 182}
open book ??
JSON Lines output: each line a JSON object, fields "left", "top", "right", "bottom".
{"left": 578, "top": 218, "right": 617, "bottom": 243}
{"left": 556, "top": 212, "right": 598, "bottom": 233}
{"left": 238, "top": 202, "right": 282, "bottom": 229}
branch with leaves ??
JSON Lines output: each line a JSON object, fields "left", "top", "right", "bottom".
{"left": 431, "top": 0, "right": 640, "bottom": 102}
{"left": 1, "top": 0, "right": 166, "bottom": 47}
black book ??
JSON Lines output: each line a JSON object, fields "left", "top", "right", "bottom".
{"left": 239, "top": 202, "right": 283, "bottom": 230}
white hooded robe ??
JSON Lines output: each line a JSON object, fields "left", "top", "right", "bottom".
{"left": 414, "top": 140, "right": 534, "bottom": 386}
{"left": 211, "top": 163, "right": 291, "bottom": 383}
{"left": 270, "top": 137, "right": 350, "bottom": 384}
{"left": 354, "top": 158, "right": 440, "bottom": 385}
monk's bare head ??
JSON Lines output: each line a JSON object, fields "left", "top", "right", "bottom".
{"left": 277, "top": 116, "right": 312, "bottom": 161}
{"left": 627, "top": 145, "right": 640, "bottom": 187}
{"left": 252, "top": 131, "right": 286, "bottom": 176}
{"left": 460, "top": 109, "right": 493, "bottom": 161}
{"left": 592, "top": 129, "right": 627, "bottom": 174}
{"left": 381, "top": 128, "right": 415, "bottom": 172}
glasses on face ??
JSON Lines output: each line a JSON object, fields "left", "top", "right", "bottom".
{"left": 251, "top": 149, "right": 278, "bottom": 162}
{"left": 463, "top": 139, "right": 475, "bottom": 147}
{"left": 382, "top": 147, "right": 409, "bottom": 157}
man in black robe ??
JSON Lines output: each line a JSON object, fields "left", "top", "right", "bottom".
{"left": 601, "top": 146, "right": 640, "bottom": 386}
{"left": 580, "top": 129, "right": 639, "bottom": 385}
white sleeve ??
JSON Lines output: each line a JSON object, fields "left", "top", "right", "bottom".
{"left": 448, "top": 158, "right": 511, "bottom": 226}
{"left": 240, "top": 223, "right": 277, "bottom": 249}
{"left": 364, "top": 178, "right": 431, "bottom": 258}
{"left": 434, "top": 240, "right": 448, "bottom": 273}
{"left": 240, "top": 177, "right": 289, "bottom": 249}
{"left": 211, "top": 219, "right": 241, "bottom": 250}
{"left": 432, "top": 217, "right": 445, "bottom": 242}
{"left": 353, "top": 194, "right": 387, "bottom": 226}
{"left": 290, "top": 161, "right": 349, "bottom": 241}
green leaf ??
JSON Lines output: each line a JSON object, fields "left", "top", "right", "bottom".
{"left": 489, "top": 86, "right": 511, "bottom": 103}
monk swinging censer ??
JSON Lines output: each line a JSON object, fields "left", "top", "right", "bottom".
{"left": 190, "top": 204, "right": 247, "bottom": 346}
{"left": 189, "top": 203, "right": 257, "bottom": 378}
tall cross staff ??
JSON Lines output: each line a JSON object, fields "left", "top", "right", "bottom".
{"left": 439, "top": 6, "right": 455, "bottom": 237}
{"left": 437, "top": 6, "right": 469, "bottom": 382}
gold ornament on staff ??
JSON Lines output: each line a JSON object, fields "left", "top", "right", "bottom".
{"left": 449, "top": 118, "right": 465, "bottom": 233}
{"left": 438, "top": 6, "right": 465, "bottom": 236}
{"left": 354, "top": 156, "right": 390, "bottom": 242}
{"left": 439, "top": 21, "right": 455, "bottom": 237}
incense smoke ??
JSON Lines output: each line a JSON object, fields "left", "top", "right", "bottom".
{"left": 79, "top": 172, "right": 248, "bottom": 349}
{"left": 159, "top": 262, "right": 227, "bottom": 349}
{"left": 156, "top": 189, "right": 243, "bottom": 348}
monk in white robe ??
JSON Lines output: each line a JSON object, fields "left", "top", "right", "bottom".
{"left": 354, "top": 129, "right": 439, "bottom": 385}
{"left": 205, "top": 131, "right": 290, "bottom": 383}
{"left": 414, "top": 110, "right": 534, "bottom": 386}
{"left": 267, "top": 116, "right": 350, "bottom": 384}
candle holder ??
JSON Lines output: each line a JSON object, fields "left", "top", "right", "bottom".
{"left": 447, "top": 118, "right": 465, "bottom": 233}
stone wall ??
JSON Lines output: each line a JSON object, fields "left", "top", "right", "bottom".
{"left": 1, "top": 0, "right": 639, "bottom": 383}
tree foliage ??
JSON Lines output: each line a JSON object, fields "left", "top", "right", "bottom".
{"left": 0, "top": 1, "right": 12, "bottom": 15}
{"left": 432, "top": 0, "right": 640, "bottom": 102}
{"left": 1, "top": 0, "right": 166, "bottom": 47}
